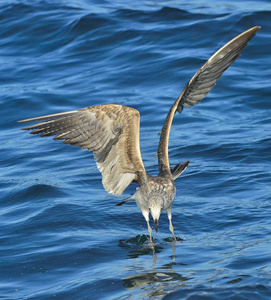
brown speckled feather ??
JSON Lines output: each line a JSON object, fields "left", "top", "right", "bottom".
{"left": 19, "top": 104, "right": 146, "bottom": 195}
{"left": 157, "top": 26, "right": 260, "bottom": 175}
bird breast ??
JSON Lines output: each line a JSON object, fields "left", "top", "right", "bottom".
{"left": 134, "top": 176, "right": 176, "bottom": 211}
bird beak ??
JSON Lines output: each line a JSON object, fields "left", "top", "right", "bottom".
{"left": 155, "top": 219, "right": 159, "bottom": 233}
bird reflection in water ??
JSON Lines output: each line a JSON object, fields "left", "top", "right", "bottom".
{"left": 118, "top": 235, "right": 191, "bottom": 297}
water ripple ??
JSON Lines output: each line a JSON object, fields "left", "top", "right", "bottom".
{"left": 0, "top": 1, "right": 270, "bottom": 299}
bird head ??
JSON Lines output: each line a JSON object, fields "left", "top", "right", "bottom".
{"left": 149, "top": 205, "right": 162, "bottom": 233}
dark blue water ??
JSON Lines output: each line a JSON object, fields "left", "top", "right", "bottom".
{"left": 1, "top": 1, "right": 270, "bottom": 299}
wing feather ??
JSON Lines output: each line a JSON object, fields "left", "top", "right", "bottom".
{"left": 158, "top": 26, "right": 260, "bottom": 174}
{"left": 19, "top": 104, "right": 146, "bottom": 195}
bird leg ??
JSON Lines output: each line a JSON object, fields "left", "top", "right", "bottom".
{"left": 167, "top": 208, "right": 177, "bottom": 241}
{"left": 147, "top": 220, "right": 153, "bottom": 243}
{"left": 142, "top": 210, "right": 153, "bottom": 243}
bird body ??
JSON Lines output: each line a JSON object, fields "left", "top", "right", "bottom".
{"left": 134, "top": 175, "right": 176, "bottom": 241}
{"left": 19, "top": 26, "right": 260, "bottom": 242}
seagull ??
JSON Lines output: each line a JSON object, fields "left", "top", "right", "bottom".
{"left": 19, "top": 26, "right": 260, "bottom": 243}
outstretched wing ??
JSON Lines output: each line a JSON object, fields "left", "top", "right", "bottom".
{"left": 19, "top": 104, "right": 146, "bottom": 195}
{"left": 158, "top": 26, "right": 260, "bottom": 175}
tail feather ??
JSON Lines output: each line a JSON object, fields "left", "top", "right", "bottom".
{"left": 171, "top": 161, "right": 190, "bottom": 180}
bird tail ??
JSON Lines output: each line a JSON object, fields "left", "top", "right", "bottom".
{"left": 171, "top": 161, "right": 190, "bottom": 180}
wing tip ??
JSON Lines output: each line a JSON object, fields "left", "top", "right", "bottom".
{"left": 252, "top": 25, "right": 261, "bottom": 32}
{"left": 171, "top": 160, "right": 190, "bottom": 180}
{"left": 18, "top": 118, "right": 33, "bottom": 124}
{"left": 244, "top": 25, "right": 261, "bottom": 40}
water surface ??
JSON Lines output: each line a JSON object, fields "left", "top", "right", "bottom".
{"left": 0, "top": 0, "right": 270, "bottom": 299}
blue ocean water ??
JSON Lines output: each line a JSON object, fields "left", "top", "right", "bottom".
{"left": 0, "top": 0, "right": 270, "bottom": 299}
